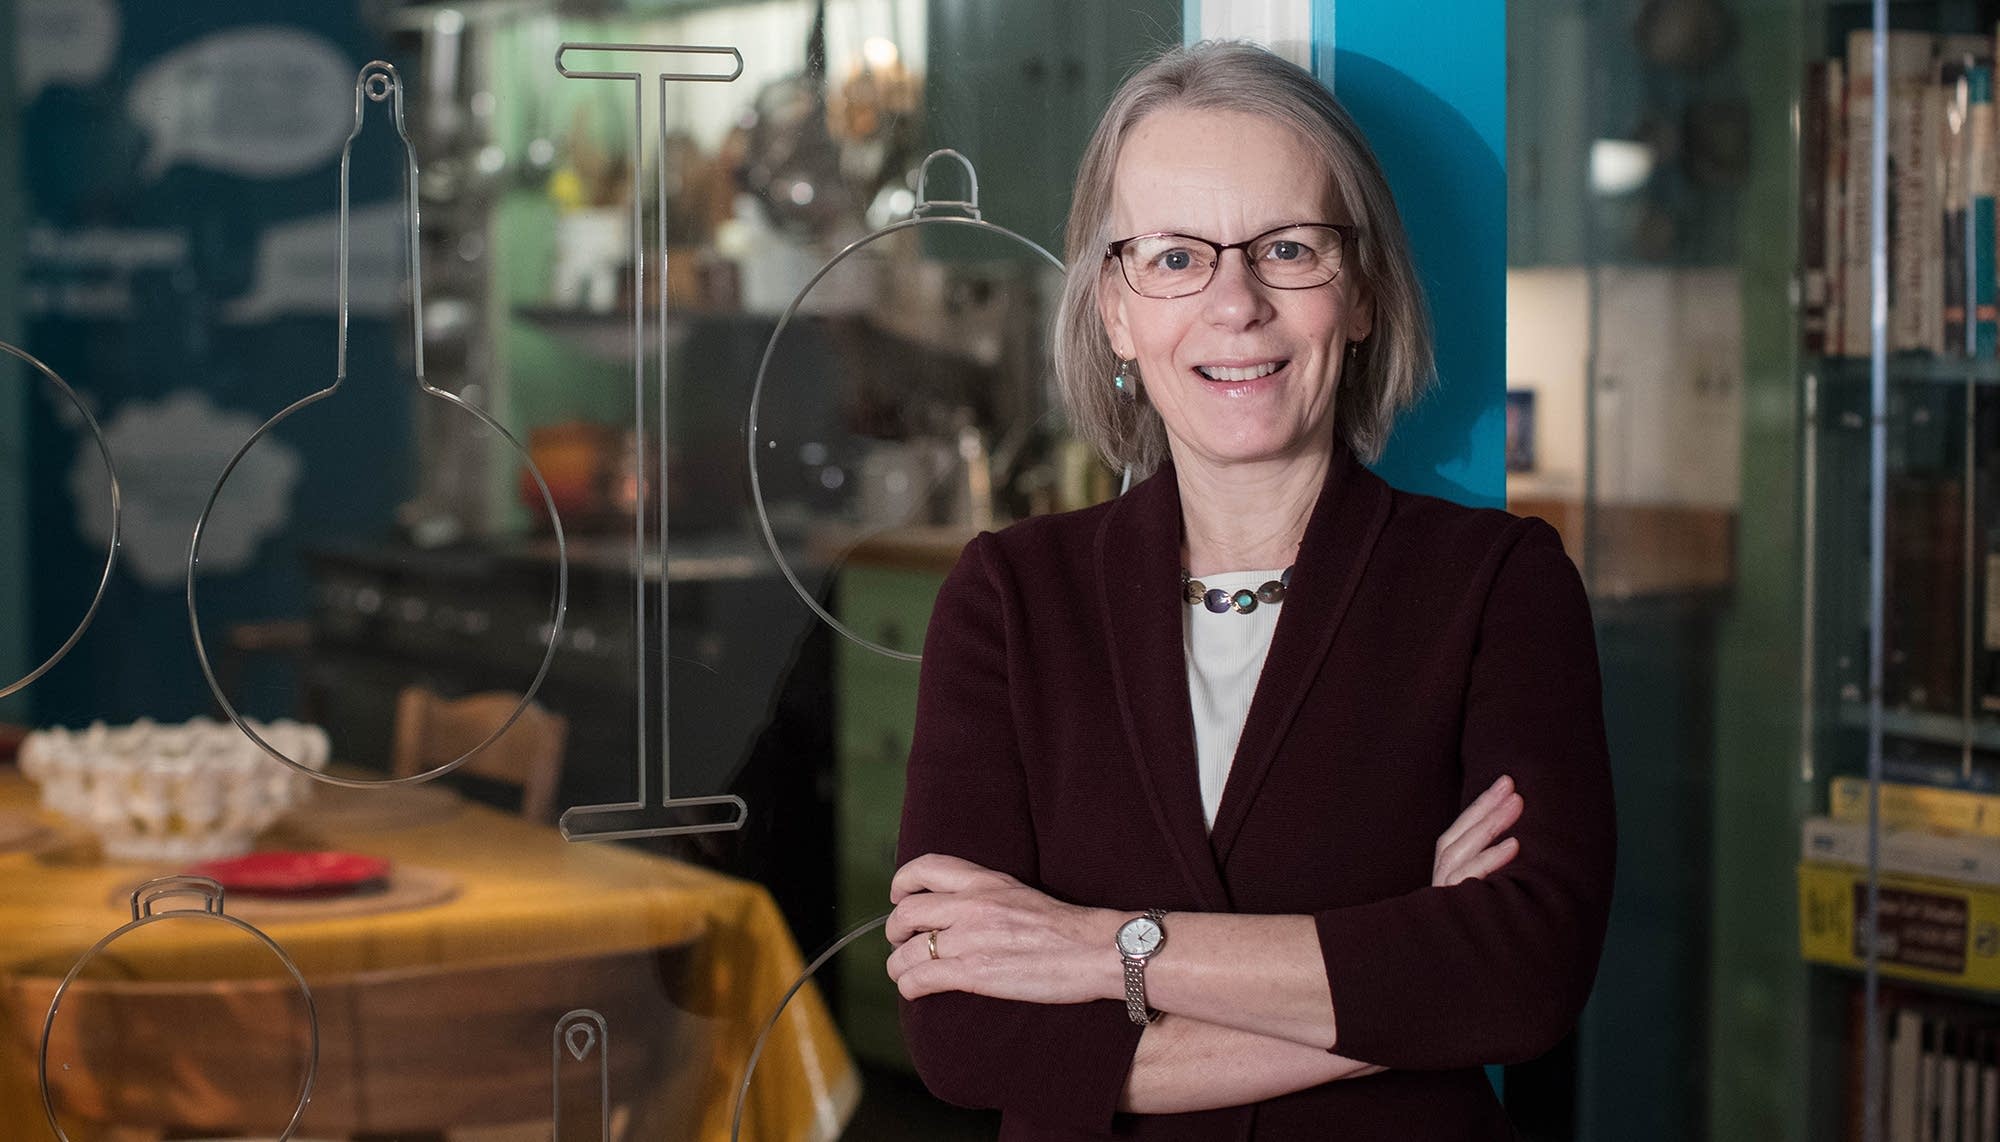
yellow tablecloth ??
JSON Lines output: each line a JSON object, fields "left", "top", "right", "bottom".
{"left": 0, "top": 771, "right": 857, "bottom": 1141}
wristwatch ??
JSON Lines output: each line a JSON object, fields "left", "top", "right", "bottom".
{"left": 1114, "top": 908, "right": 1169, "bottom": 1025}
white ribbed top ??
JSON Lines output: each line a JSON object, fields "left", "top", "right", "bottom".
{"left": 1182, "top": 569, "right": 1286, "bottom": 830}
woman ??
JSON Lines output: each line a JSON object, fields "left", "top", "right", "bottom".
{"left": 885, "top": 41, "right": 1614, "bottom": 1139}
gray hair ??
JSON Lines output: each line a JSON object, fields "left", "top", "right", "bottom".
{"left": 1051, "top": 41, "right": 1435, "bottom": 475}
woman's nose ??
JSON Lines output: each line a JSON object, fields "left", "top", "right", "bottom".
{"left": 1201, "top": 249, "right": 1273, "bottom": 327}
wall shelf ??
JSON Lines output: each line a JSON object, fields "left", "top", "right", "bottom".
{"left": 1836, "top": 702, "right": 2000, "bottom": 753}
{"left": 1808, "top": 355, "right": 2000, "bottom": 386}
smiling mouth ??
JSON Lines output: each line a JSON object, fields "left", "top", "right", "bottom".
{"left": 1196, "top": 361, "right": 1285, "bottom": 382}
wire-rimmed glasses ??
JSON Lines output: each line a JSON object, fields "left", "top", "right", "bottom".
{"left": 1105, "top": 222, "right": 1354, "bottom": 300}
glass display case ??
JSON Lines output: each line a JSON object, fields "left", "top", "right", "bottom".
{"left": 1794, "top": 4, "right": 2000, "bottom": 1141}
{"left": 0, "top": 2, "right": 1181, "bottom": 1137}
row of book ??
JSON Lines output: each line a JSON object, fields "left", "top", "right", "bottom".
{"left": 1880, "top": 468, "right": 1995, "bottom": 717}
{"left": 1803, "top": 29, "right": 2000, "bottom": 359}
{"left": 1802, "top": 773, "right": 2000, "bottom": 1137}
{"left": 1872, "top": 998, "right": 2000, "bottom": 1142}
{"left": 1838, "top": 392, "right": 2000, "bottom": 717}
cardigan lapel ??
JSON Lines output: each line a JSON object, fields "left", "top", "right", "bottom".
{"left": 1094, "top": 466, "right": 1232, "bottom": 912}
{"left": 1207, "top": 448, "right": 1393, "bottom": 862}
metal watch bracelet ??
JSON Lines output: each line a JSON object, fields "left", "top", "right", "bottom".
{"left": 1124, "top": 957, "right": 1160, "bottom": 1025}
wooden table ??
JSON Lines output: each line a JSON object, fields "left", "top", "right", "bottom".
{"left": 0, "top": 771, "right": 857, "bottom": 1141}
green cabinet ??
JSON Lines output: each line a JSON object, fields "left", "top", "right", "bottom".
{"left": 833, "top": 564, "right": 941, "bottom": 1071}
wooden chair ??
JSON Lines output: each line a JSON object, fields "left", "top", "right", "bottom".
{"left": 2, "top": 946, "right": 706, "bottom": 1142}
{"left": 391, "top": 688, "right": 569, "bottom": 826}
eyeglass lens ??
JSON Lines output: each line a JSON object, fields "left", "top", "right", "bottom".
{"left": 1117, "top": 225, "right": 1345, "bottom": 299}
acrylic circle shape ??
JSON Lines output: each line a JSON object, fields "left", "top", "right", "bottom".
{"left": 38, "top": 876, "right": 318, "bottom": 1142}
{"left": 0, "top": 341, "right": 120, "bottom": 700}
{"left": 746, "top": 149, "right": 1064, "bottom": 662}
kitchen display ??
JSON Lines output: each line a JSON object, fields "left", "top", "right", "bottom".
{"left": 1, "top": 0, "right": 1178, "bottom": 1137}
{"left": 16, "top": 0, "right": 1973, "bottom": 1136}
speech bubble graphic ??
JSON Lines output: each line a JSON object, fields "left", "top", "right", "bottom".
{"left": 16, "top": 0, "right": 119, "bottom": 100}
{"left": 126, "top": 28, "right": 353, "bottom": 181}
{"left": 222, "top": 201, "right": 403, "bottom": 324}
{"left": 72, "top": 391, "right": 300, "bottom": 588}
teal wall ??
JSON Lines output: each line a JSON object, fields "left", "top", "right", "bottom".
{"left": 1325, "top": 1, "right": 1508, "bottom": 508}
{"left": 1315, "top": 1, "right": 1508, "bottom": 1101}
{"left": 1174, "top": 2, "right": 1505, "bottom": 509}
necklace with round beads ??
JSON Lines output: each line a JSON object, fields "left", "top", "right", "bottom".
{"left": 1181, "top": 566, "right": 1293, "bottom": 615}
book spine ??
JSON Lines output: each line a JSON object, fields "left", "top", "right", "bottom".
{"left": 1831, "top": 58, "right": 1849, "bottom": 356}
{"left": 1944, "top": 63, "right": 1972, "bottom": 355}
{"left": 1806, "top": 59, "right": 1831, "bottom": 356}
{"left": 1958, "top": 1027, "right": 1980, "bottom": 1142}
{"left": 1969, "top": 66, "right": 1997, "bottom": 356}
{"left": 1829, "top": 776, "right": 2000, "bottom": 836}
{"left": 1981, "top": 1033, "right": 1998, "bottom": 1142}
{"left": 1939, "top": 1022, "right": 1960, "bottom": 1142}
{"left": 1981, "top": 389, "right": 2000, "bottom": 714}
{"left": 1925, "top": 79, "right": 1948, "bottom": 355}
{"left": 1898, "top": 1006, "right": 1926, "bottom": 1142}
{"left": 1850, "top": 30, "right": 1878, "bottom": 358}
{"left": 1932, "top": 479, "right": 1968, "bottom": 715}
{"left": 1982, "top": 525, "right": 2000, "bottom": 713}
{"left": 1898, "top": 54, "right": 1933, "bottom": 353}
{"left": 1890, "top": 475, "right": 1931, "bottom": 708}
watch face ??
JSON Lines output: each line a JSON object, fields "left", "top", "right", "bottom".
{"left": 1117, "top": 917, "right": 1163, "bottom": 957}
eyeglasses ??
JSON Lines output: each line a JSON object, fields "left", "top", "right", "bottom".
{"left": 1104, "top": 223, "right": 1354, "bottom": 300}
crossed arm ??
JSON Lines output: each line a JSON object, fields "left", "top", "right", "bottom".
{"left": 885, "top": 775, "right": 1526, "bottom": 1113}
{"left": 888, "top": 524, "right": 1613, "bottom": 1124}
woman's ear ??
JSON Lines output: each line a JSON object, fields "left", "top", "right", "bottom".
{"left": 1096, "top": 266, "right": 1135, "bottom": 359}
{"left": 1346, "top": 281, "right": 1375, "bottom": 344}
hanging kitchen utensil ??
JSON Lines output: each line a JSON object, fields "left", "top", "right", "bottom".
{"left": 739, "top": 0, "right": 856, "bottom": 241}
{"left": 187, "top": 61, "right": 568, "bottom": 788}
{"left": 746, "top": 149, "right": 1067, "bottom": 662}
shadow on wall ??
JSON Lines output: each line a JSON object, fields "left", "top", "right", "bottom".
{"left": 1333, "top": 49, "right": 1506, "bottom": 510}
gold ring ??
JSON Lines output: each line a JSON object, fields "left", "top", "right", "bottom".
{"left": 927, "top": 930, "right": 940, "bottom": 961}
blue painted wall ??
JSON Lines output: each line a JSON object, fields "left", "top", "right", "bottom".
{"left": 1315, "top": 0, "right": 1510, "bottom": 1100}
{"left": 17, "top": 2, "right": 410, "bottom": 726}
{"left": 1323, "top": 2, "right": 1507, "bottom": 509}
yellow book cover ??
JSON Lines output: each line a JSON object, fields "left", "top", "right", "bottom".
{"left": 1827, "top": 776, "right": 2000, "bottom": 837}
{"left": 1797, "top": 862, "right": 2000, "bottom": 991}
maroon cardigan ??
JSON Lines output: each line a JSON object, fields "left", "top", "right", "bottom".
{"left": 895, "top": 447, "right": 1616, "bottom": 1140}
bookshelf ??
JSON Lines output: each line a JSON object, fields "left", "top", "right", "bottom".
{"left": 1796, "top": 5, "right": 2000, "bottom": 1140}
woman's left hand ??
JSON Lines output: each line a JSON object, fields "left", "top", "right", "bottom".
{"left": 886, "top": 852, "right": 1119, "bottom": 1005}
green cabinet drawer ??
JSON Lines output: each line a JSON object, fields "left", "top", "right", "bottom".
{"left": 835, "top": 566, "right": 943, "bottom": 660}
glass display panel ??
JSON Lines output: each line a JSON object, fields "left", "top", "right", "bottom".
{"left": 1, "top": 2, "right": 1179, "bottom": 1138}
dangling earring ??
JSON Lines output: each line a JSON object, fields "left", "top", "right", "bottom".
{"left": 1112, "top": 358, "right": 1139, "bottom": 402}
